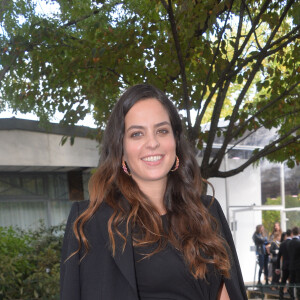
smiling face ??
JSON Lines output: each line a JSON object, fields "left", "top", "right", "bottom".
{"left": 274, "top": 222, "right": 280, "bottom": 232}
{"left": 123, "top": 98, "right": 176, "bottom": 190}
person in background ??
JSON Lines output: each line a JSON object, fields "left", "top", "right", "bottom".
{"left": 280, "top": 232, "right": 287, "bottom": 243}
{"left": 270, "top": 222, "right": 283, "bottom": 242}
{"left": 288, "top": 227, "right": 300, "bottom": 300}
{"left": 270, "top": 232, "right": 281, "bottom": 290}
{"left": 275, "top": 229, "right": 293, "bottom": 300}
{"left": 268, "top": 222, "right": 282, "bottom": 283}
{"left": 253, "top": 224, "right": 269, "bottom": 285}
{"left": 60, "top": 84, "right": 247, "bottom": 300}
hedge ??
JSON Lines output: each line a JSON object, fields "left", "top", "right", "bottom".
{"left": 0, "top": 222, "right": 64, "bottom": 300}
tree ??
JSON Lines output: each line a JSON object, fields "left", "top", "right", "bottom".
{"left": 262, "top": 195, "right": 300, "bottom": 234}
{"left": 1, "top": 0, "right": 299, "bottom": 179}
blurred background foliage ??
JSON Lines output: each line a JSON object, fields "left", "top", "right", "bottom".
{"left": 0, "top": 223, "right": 63, "bottom": 300}
{"left": 262, "top": 195, "right": 300, "bottom": 235}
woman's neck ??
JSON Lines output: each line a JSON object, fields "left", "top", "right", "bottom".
{"left": 135, "top": 179, "right": 167, "bottom": 215}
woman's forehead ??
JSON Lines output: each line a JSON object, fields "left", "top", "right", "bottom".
{"left": 124, "top": 98, "right": 170, "bottom": 127}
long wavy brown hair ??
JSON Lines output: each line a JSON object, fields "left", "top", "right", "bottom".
{"left": 72, "top": 84, "right": 231, "bottom": 279}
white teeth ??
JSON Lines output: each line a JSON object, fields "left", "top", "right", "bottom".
{"left": 142, "top": 155, "right": 162, "bottom": 162}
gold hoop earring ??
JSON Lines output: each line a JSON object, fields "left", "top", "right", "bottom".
{"left": 170, "top": 156, "right": 179, "bottom": 172}
{"left": 122, "top": 160, "right": 131, "bottom": 176}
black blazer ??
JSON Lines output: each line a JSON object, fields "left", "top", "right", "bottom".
{"left": 276, "top": 238, "right": 291, "bottom": 270}
{"left": 288, "top": 237, "right": 300, "bottom": 271}
{"left": 60, "top": 196, "right": 247, "bottom": 300}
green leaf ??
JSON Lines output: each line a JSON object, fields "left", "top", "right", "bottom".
{"left": 60, "top": 136, "right": 68, "bottom": 146}
{"left": 237, "top": 74, "right": 243, "bottom": 84}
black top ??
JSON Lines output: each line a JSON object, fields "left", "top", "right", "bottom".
{"left": 133, "top": 215, "right": 222, "bottom": 300}
{"left": 276, "top": 238, "right": 291, "bottom": 270}
{"left": 288, "top": 237, "right": 300, "bottom": 271}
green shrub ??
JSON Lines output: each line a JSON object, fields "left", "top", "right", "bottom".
{"left": 0, "top": 222, "right": 65, "bottom": 300}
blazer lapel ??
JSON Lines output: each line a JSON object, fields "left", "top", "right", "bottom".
{"left": 98, "top": 203, "right": 138, "bottom": 298}
{"left": 113, "top": 221, "right": 139, "bottom": 297}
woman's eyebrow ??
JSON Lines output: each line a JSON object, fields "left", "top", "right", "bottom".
{"left": 126, "top": 125, "right": 144, "bottom": 132}
{"left": 126, "top": 121, "right": 171, "bottom": 132}
{"left": 154, "top": 121, "right": 171, "bottom": 128}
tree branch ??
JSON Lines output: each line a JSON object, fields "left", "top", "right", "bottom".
{"left": 242, "top": 0, "right": 262, "bottom": 50}
{"left": 191, "top": 0, "right": 271, "bottom": 138}
{"left": 210, "top": 56, "right": 265, "bottom": 169}
{"left": 107, "top": 67, "right": 131, "bottom": 85}
{"left": 230, "top": 0, "right": 272, "bottom": 66}
{"left": 193, "top": 0, "right": 234, "bottom": 38}
{"left": 62, "top": 9, "right": 101, "bottom": 28}
{"left": 227, "top": 108, "right": 300, "bottom": 154}
{"left": 201, "top": 79, "right": 231, "bottom": 170}
{"left": 233, "top": 80, "right": 300, "bottom": 139}
{"left": 234, "top": 0, "right": 246, "bottom": 53}
{"left": 161, "top": 0, "right": 192, "bottom": 132}
{"left": 211, "top": 129, "right": 300, "bottom": 178}
{"left": 269, "top": 24, "right": 300, "bottom": 49}
{"left": 194, "top": 9, "right": 231, "bottom": 132}
{"left": 225, "top": 30, "right": 300, "bottom": 81}
{"left": 0, "top": 52, "right": 19, "bottom": 85}
{"left": 264, "top": 0, "right": 295, "bottom": 50}
{"left": 225, "top": 12, "right": 300, "bottom": 81}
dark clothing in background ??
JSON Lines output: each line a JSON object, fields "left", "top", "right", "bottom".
{"left": 276, "top": 238, "right": 291, "bottom": 271}
{"left": 270, "top": 240, "right": 280, "bottom": 285}
{"left": 288, "top": 237, "right": 300, "bottom": 300}
{"left": 253, "top": 232, "right": 269, "bottom": 284}
{"left": 276, "top": 238, "right": 293, "bottom": 299}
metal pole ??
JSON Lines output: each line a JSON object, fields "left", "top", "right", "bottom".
{"left": 224, "top": 153, "right": 230, "bottom": 221}
{"left": 253, "top": 253, "right": 257, "bottom": 286}
{"left": 280, "top": 164, "right": 286, "bottom": 231}
{"left": 232, "top": 210, "right": 237, "bottom": 245}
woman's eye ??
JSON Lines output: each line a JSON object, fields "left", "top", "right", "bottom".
{"left": 130, "top": 131, "right": 143, "bottom": 138}
{"left": 157, "top": 128, "right": 169, "bottom": 134}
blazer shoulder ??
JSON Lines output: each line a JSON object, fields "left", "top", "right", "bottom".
{"left": 281, "top": 239, "right": 290, "bottom": 248}
{"left": 201, "top": 195, "right": 222, "bottom": 216}
{"left": 69, "top": 200, "right": 113, "bottom": 216}
{"left": 75, "top": 199, "right": 89, "bottom": 212}
{"left": 201, "top": 194, "right": 214, "bottom": 207}
{"left": 200, "top": 196, "right": 247, "bottom": 299}
{"left": 65, "top": 200, "right": 114, "bottom": 237}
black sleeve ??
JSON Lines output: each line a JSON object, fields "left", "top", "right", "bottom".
{"left": 276, "top": 244, "right": 283, "bottom": 269}
{"left": 204, "top": 196, "right": 248, "bottom": 300}
{"left": 253, "top": 233, "right": 264, "bottom": 246}
{"left": 270, "top": 242, "right": 276, "bottom": 255}
{"left": 60, "top": 202, "right": 86, "bottom": 300}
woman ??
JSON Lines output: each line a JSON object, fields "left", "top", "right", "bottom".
{"left": 252, "top": 224, "right": 269, "bottom": 285}
{"left": 270, "top": 232, "right": 281, "bottom": 289}
{"left": 60, "top": 84, "right": 247, "bottom": 300}
{"left": 269, "top": 222, "right": 282, "bottom": 242}
{"left": 268, "top": 222, "right": 282, "bottom": 283}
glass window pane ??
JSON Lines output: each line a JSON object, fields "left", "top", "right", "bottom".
{"left": 0, "top": 201, "right": 47, "bottom": 230}
{"left": 260, "top": 161, "right": 281, "bottom": 204}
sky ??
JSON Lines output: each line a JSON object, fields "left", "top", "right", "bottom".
{"left": 0, "top": 105, "right": 98, "bottom": 128}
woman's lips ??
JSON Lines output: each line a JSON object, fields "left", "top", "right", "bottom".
{"left": 141, "top": 155, "right": 163, "bottom": 162}
{"left": 141, "top": 155, "right": 164, "bottom": 165}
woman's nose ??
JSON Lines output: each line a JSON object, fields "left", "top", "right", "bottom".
{"left": 146, "top": 133, "right": 160, "bottom": 149}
